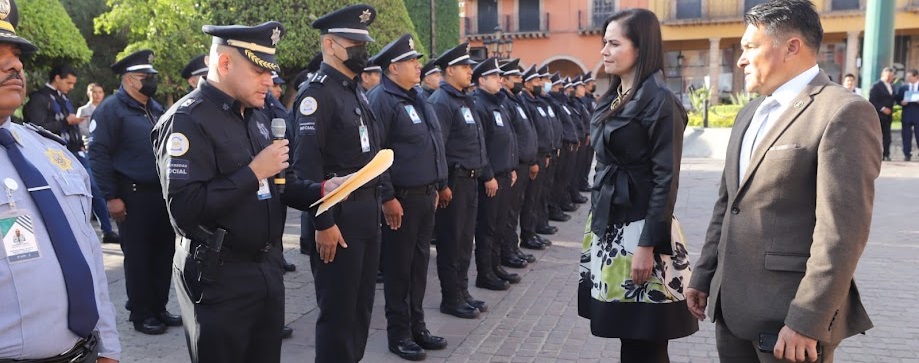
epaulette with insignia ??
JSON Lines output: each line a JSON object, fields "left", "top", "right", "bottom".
{"left": 24, "top": 122, "right": 65, "bottom": 145}
{"left": 310, "top": 71, "right": 328, "bottom": 84}
{"left": 175, "top": 97, "right": 203, "bottom": 114}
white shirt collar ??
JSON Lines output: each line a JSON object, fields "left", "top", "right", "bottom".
{"left": 767, "top": 64, "right": 819, "bottom": 109}
{"left": 45, "top": 83, "right": 58, "bottom": 92}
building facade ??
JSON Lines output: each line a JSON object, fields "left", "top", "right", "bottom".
{"left": 460, "top": 0, "right": 919, "bottom": 104}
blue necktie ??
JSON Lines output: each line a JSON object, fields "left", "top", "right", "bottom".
{"left": 0, "top": 128, "right": 99, "bottom": 337}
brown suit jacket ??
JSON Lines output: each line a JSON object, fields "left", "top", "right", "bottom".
{"left": 689, "top": 71, "right": 879, "bottom": 344}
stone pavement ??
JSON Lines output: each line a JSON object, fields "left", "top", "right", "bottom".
{"left": 97, "top": 158, "right": 919, "bottom": 362}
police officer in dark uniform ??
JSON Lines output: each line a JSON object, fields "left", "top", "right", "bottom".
{"left": 471, "top": 57, "right": 517, "bottom": 291}
{"left": 419, "top": 59, "right": 441, "bottom": 100}
{"left": 366, "top": 33, "right": 449, "bottom": 361}
{"left": 558, "top": 76, "right": 587, "bottom": 206}
{"left": 426, "top": 42, "right": 488, "bottom": 319}
{"left": 288, "top": 5, "right": 384, "bottom": 362}
{"left": 496, "top": 58, "right": 537, "bottom": 268}
{"left": 565, "top": 75, "right": 590, "bottom": 204}
{"left": 517, "top": 66, "right": 555, "bottom": 248}
{"left": 577, "top": 72, "right": 598, "bottom": 192}
{"left": 181, "top": 54, "right": 208, "bottom": 91}
{"left": 545, "top": 72, "right": 579, "bottom": 218}
{"left": 88, "top": 49, "right": 180, "bottom": 335}
{"left": 295, "top": 50, "right": 327, "bottom": 257}
{"left": 153, "top": 21, "right": 304, "bottom": 363}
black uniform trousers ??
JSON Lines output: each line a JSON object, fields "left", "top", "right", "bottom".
{"left": 434, "top": 174, "right": 478, "bottom": 303}
{"left": 501, "top": 163, "right": 531, "bottom": 249}
{"left": 382, "top": 186, "right": 436, "bottom": 344}
{"left": 879, "top": 117, "right": 892, "bottom": 158}
{"left": 551, "top": 146, "right": 576, "bottom": 210}
{"left": 474, "top": 173, "right": 513, "bottom": 275}
{"left": 174, "top": 244, "right": 285, "bottom": 363}
{"left": 307, "top": 191, "right": 381, "bottom": 363}
{"left": 117, "top": 183, "right": 174, "bottom": 322}
{"left": 573, "top": 141, "right": 592, "bottom": 191}
{"left": 522, "top": 157, "right": 548, "bottom": 236}
{"left": 539, "top": 152, "right": 559, "bottom": 226}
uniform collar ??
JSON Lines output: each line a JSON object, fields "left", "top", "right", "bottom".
{"left": 381, "top": 76, "right": 416, "bottom": 101}
{"left": 199, "top": 80, "right": 245, "bottom": 114}
{"left": 501, "top": 88, "right": 518, "bottom": 102}
{"left": 116, "top": 86, "right": 153, "bottom": 111}
{"left": 439, "top": 81, "right": 467, "bottom": 98}
{"left": 475, "top": 88, "right": 502, "bottom": 107}
{"left": 319, "top": 62, "right": 358, "bottom": 90}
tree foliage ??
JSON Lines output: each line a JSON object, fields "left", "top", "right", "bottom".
{"left": 18, "top": 0, "right": 92, "bottom": 91}
{"left": 403, "top": 0, "right": 460, "bottom": 56}
{"left": 204, "top": 0, "right": 427, "bottom": 80}
{"left": 60, "top": 0, "right": 127, "bottom": 106}
{"left": 95, "top": 0, "right": 210, "bottom": 103}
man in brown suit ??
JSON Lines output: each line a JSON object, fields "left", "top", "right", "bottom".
{"left": 685, "top": 1, "right": 879, "bottom": 362}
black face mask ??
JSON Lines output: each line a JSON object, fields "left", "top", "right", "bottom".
{"left": 589, "top": 85, "right": 596, "bottom": 93}
{"left": 139, "top": 76, "right": 158, "bottom": 97}
{"left": 511, "top": 83, "right": 523, "bottom": 94}
{"left": 341, "top": 44, "right": 370, "bottom": 74}
{"left": 531, "top": 85, "right": 543, "bottom": 96}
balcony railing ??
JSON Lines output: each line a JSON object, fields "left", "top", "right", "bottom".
{"left": 648, "top": 0, "right": 914, "bottom": 24}
{"left": 463, "top": 13, "right": 550, "bottom": 38}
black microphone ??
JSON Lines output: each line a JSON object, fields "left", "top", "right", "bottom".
{"left": 271, "top": 118, "right": 287, "bottom": 193}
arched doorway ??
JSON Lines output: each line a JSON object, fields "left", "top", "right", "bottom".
{"left": 542, "top": 57, "right": 586, "bottom": 79}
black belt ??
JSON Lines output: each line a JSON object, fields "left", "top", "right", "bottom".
{"left": 180, "top": 237, "right": 273, "bottom": 263}
{"left": 0, "top": 332, "right": 99, "bottom": 363}
{"left": 120, "top": 179, "right": 161, "bottom": 193}
{"left": 450, "top": 166, "right": 482, "bottom": 178}
{"left": 394, "top": 183, "right": 436, "bottom": 195}
{"left": 346, "top": 186, "right": 380, "bottom": 201}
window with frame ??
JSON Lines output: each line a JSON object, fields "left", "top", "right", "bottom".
{"left": 676, "top": 0, "right": 702, "bottom": 19}
{"left": 591, "top": 0, "right": 616, "bottom": 29}
{"left": 519, "top": 0, "right": 541, "bottom": 31}
{"left": 744, "top": 0, "right": 769, "bottom": 13}
{"left": 831, "top": 0, "right": 860, "bottom": 11}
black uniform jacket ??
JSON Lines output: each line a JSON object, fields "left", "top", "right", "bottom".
{"left": 152, "top": 81, "right": 286, "bottom": 253}
{"left": 368, "top": 76, "right": 448, "bottom": 201}
{"left": 89, "top": 87, "right": 165, "bottom": 200}
{"left": 590, "top": 73, "right": 687, "bottom": 254}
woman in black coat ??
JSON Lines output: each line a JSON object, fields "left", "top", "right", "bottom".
{"left": 577, "top": 8, "right": 697, "bottom": 362}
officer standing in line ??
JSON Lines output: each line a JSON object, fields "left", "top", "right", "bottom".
{"left": 295, "top": 51, "right": 327, "bottom": 257}
{"left": 496, "top": 58, "right": 536, "bottom": 267}
{"left": 88, "top": 49, "right": 181, "bottom": 335}
{"left": 533, "top": 65, "right": 564, "bottom": 237}
{"left": 359, "top": 63, "right": 382, "bottom": 92}
{"left": 366, "top": 33, "right": 449, "bottom": 361}
{"left": 577, "top": 72, "right": 597, "bottom": 192}
{"left": 471, "top": 57, "right": 517, "bottom": 290}
{"left": 516, "top": 65, "right": 554, "bottom": 249}
{"left": 288, "top": 5, "right": 385, "bottom": 362}
{"left": 565, "top": 76, "right": 590, "bottom": 204}
{"left": 545, "top": 73, "right": 579, "bottom": 218}
{"left": 419, "top": 60, "right": 441, "bottom": 100}
{"left": 558, "top": 76, "right": 588, "bottom": 205}
{"left": 154, "top": 21, "right": 317, "bottom": 363}
{"left": 0, "top": 2, "right": 120, "bottom": 360}
{"left": 426, "top": 42, "right": 488, "bottom": 319}
{"left": 181, "top": 54, "right": 208, "bottom": 92}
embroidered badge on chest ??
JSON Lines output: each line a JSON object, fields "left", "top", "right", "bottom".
{"left": 167, "top": 133, "right": 190, "bottom": 157}
{"left": 45, "top": 149, "right": 72, "bottom": 171}
{"left": 300, "top": 97, "right": 317, "bottom": 116}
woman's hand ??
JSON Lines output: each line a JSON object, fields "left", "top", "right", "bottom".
{"left": 631, "top": 246, "right": 655, "bottom": 285}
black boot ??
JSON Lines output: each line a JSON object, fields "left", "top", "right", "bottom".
{"left": 462, "top": 290, "right": 488, "bottom": 312}
{"left": 440, "top": 298, "right": 479, "bottom": 319}
{"left": 494, "top": 265, "right": 521, "bottom": 284}
{"left": 514, "top": 247, "right": 536, "bottom": 263}
{"left": 476, "top": 274, "right": 510, "bottom": 291}
{"left": 536, "top": 224, "right": 557, "bottom": 235}
{"left": 521, "top": 235, "right": 547, "bottom": 250}
{"left": 389, "top": 338, "right": 426, "bottom": 361}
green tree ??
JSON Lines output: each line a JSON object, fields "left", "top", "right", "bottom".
{"left": 60, "top": 0, "right": 127, "bottom": 106}
{"left": 403, "top": 0, "right": 460, "bottom": 56}
{"left": 203, "top": 0, "right": 427, "bottom": 80}
{"left": 17, "top": 0, "right": 93, "bottom": 91}
{"left": 95, "top": 0, "right": 210, "bottom": 104}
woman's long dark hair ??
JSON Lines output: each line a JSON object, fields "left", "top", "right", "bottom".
{"left": 596, "top": 8, "right": 664, "bottom": 122}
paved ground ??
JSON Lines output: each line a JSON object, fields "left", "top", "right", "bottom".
{"left": 98, "top": 158, "right": 919, "bottom": 362}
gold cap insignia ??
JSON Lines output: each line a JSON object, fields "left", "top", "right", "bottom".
{"left": 408, "top": 37, "right": 414, "bottom": 50}
{"left": 359, "top": 9, "right": 372, "bottom": 24}
{"left": 271, "top": 27, "right": 281, "bottom": 46}
{"left": 0, "top": 0, "right": 10, "bottom": 21}
{"left": 45, "top": 148, "right": 73, "bottom": 171}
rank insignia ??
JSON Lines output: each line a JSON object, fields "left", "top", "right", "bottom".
{"left": 45, "top": 148, "right": 73, "bottom": 171}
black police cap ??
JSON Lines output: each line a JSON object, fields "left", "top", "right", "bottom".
{"left": 550, "top": 72, "right": 563, "bottom": 86}
{"left": 0, "top": 0, "right": 35, "bottom": 54}
{"left": 433, "top": 42, "right": 476, "bottom": 69}
{"left": 523, "top": 65, "right": 539, "bottom": 82}
{"left": 538, "top": 65, "right": 550, "bottom": 78}
{"left": 271, "top": 71, "right": 284, "bottom": 85}
{"left": 421, "top": 58, "right": 441, "bottom": 78}
{"left": 181, "top": 54, "right": 207, "bottom": 80}
{"left": 500, "top": 58, "right": 521, "bottom": 76}
{"left": 306, "top": 52, "right": 322, "bottom": 74}
{"left": 312, "top": 4, "right": 376, "bottom": 42}
{"left": 369, "top": 33, "right": 423, "bottom": 71}
{"left": 203, "top": 21, "right": 285, "bottom": 72}
{"left": 111, "top": 50, "right": 158, "bottom": 75}
{"left": 472, "top": 57, "right": 501, "bottom": 83}
{"left": 584, "top": 71, "right": 595, "bottom": 82}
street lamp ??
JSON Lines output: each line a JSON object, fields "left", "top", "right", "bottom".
{"left": 484, "top": 25, "right": 513, "bottom": 59}
{"left": 677, "top": 52, "right": 685, "bottom": 106}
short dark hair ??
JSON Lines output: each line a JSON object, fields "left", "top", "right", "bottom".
{"left": 908, "top": 69, "right": 919, "bottom": 77}
{"left": 843, "top": 73, "right": 856, "bottom": 79}
{"left": 49, "top": 64, "right": 77, "bottom": 82}
{"left": 744, "top": 0, "right": 823, "bottom": 52}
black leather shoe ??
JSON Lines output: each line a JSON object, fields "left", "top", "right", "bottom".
{"left": 440, "top": 301, "right": 479, "bottom": 319}
{"left": 494, "top": 266, "right": 521, "bottom": 284}
{"left": 281, "top": 326, "right": 293, "bottom": 339}
{"left": 571, "top": 194, "right": 588, "bottom": 204}
{"left": 464, "top": 297, "right": 488, "bottom": 313}
{"left": 536, "top": 235, "right": 553, "bottom": 246}
{"left": 521, "top": 236, "right": 547, "bottom": 250}
{"left": 133, "top": 317, "right": 167, "bottom": 335}
{"left": 536, "top": 224, "right": 557, "bottom": 235}
{"left": 501, "top": 255, "right": 528, "bottom": 268}
{"left": 476, "top": 275, "right": 510, "bottom": 291}
{"left": 155, "top": 311, "right": 182, "bottom": 327}
{"left": 413, "top": 329, "right": 447, "bottom": 350}
{"left": 102, "top": 231, "right": 120, "bottom": 244}
{"left": 282, "top": 260, "right": 296, "bottom": 273}
{"left": 549, "top": 211, "right": 571, "bottom": 222}
{"left": 560, "top": 203, "right": 578, "bottom": 212}
{"left": 514, "top": 248, "right": 536, "bottom": 263}
{"left": 907, "top": 156, "right": 912, "bottom": 161}
{"left": 389, "top": 338, "right": 426, "bottom": 361}
{"left": 883, "top": 156, "right": 892, "bottom": 161}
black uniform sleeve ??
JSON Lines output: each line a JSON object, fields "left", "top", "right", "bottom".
{"left": 23, "top": 92, "right": 60, "bottom": 134}
{"left": 289, "top": 88, "right": 335, "bottom": 230}
{"left": 154, "top": 112, "right": 260, "bottom": 233}
{"left": 87, "top": 101, "right": 121, "bottom": 200}
{"left": 430, "top": 99, "right": 453, "bottom": 148}
{"left": 475, "top": 104, "right": 495, "bottom": 181}
{"left": 368, "top": 88, "right": 396, "bottom": 202}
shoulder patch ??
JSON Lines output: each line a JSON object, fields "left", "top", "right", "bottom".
{"left": 299, "top": 97, "right": 318, "bottom": 116}
{"left": 24, "top": 122, "right": 65, "bottom": 145}
{"left": 175, "top": 97, "right": 202, "bottom": 114}
{"left": 310, "top": 72, "right": 328, "bottom": 84}
{"left": 167, "top": 133, "right": 190, "bottom": 156}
